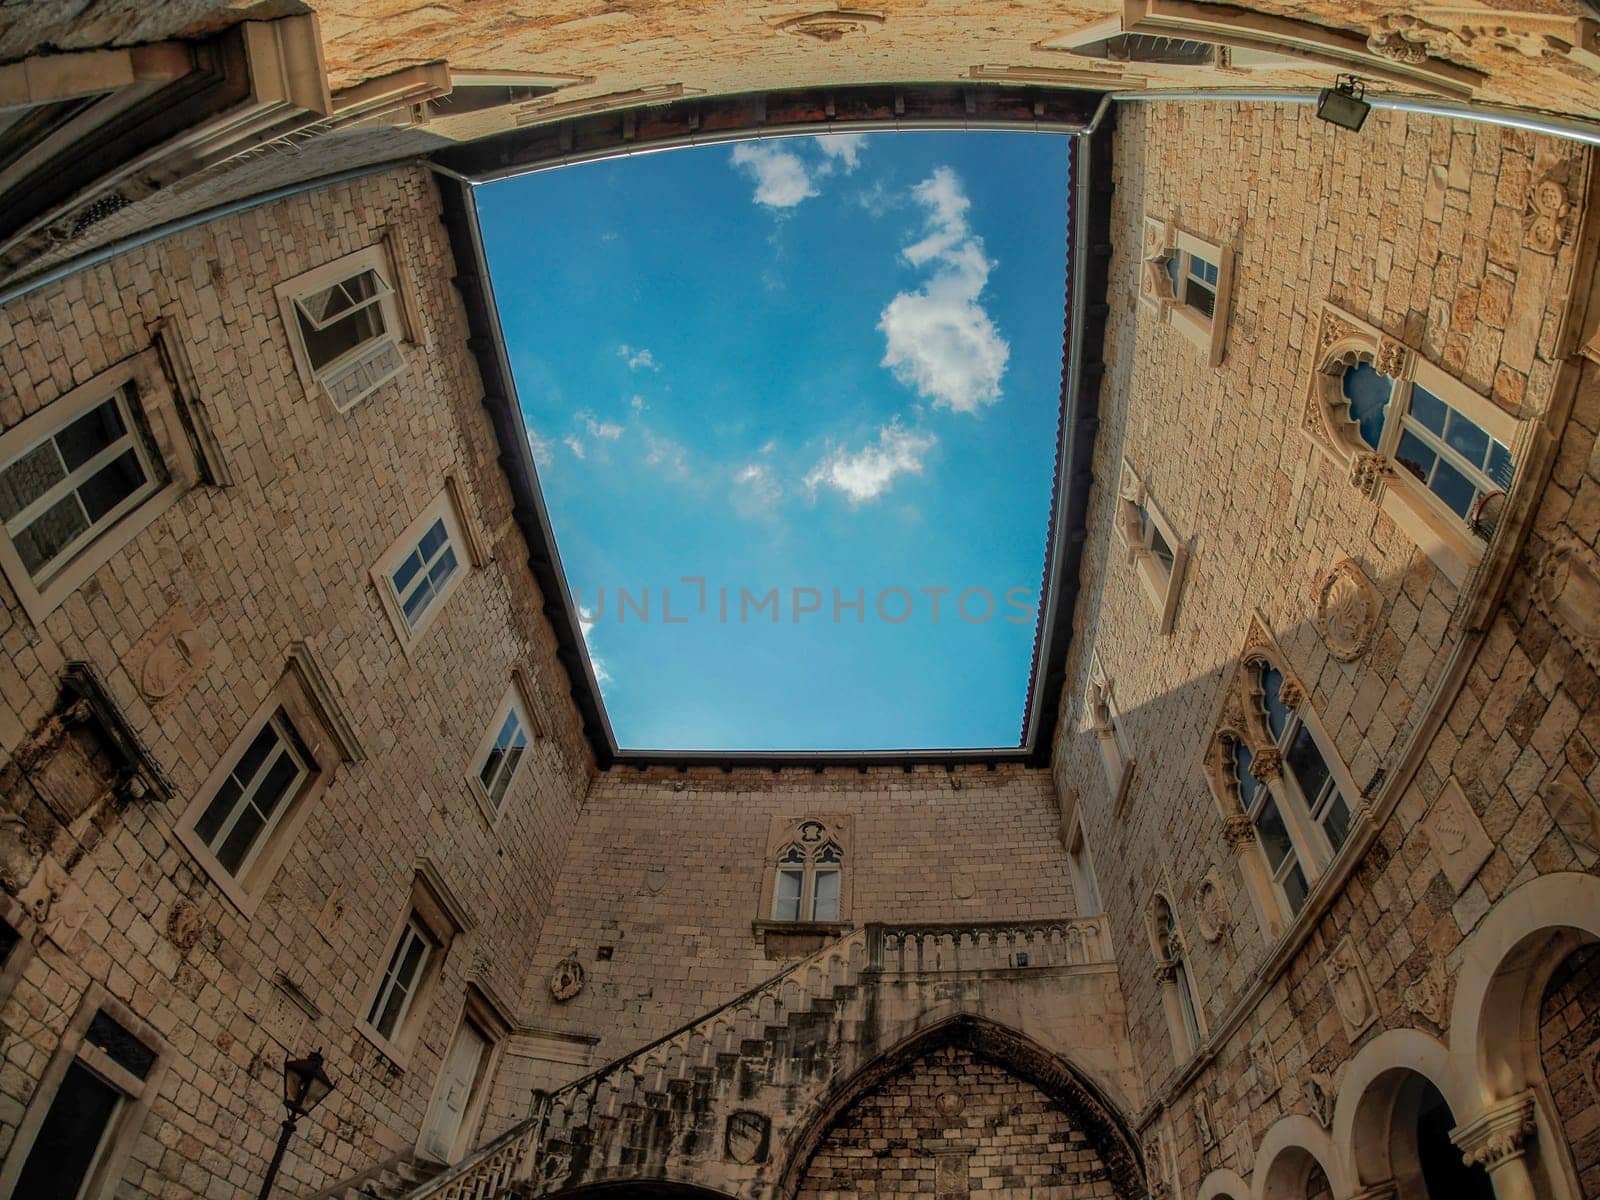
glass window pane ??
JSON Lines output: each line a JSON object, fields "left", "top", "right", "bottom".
{"left": 1408, "top": 385, "right": 1449, "bottom": 437}
{"left": 14, "top": 493, "right": 89, "bottom": 575}
{"left": 1253, "top": 796, "right": 1295, "bottom": 873}
{"left": 812, "top": 870, "right": 840, "bottom": 921}
{"left": 56, "top": 398, "right": 128, "bottom": 471}
{"left": 418, "top": 519, "right": 448, "bottom": 562}
{"left": 401, "top": 576, "right": 436, "bottom": 625}
{"left": 1321, "top": 792, "right": 1352, "bottom": 852}
{"left": 298, "top": 303, "right": 383, "bottom": 372}
{"left": 193, "top": 778, "right": 242, "bottom": 847}
{"left": 12, "top": 1060, "right": 121, "bottom": 1200}
{"left": 77, "top": 449, "right": 146, "bottom": 523}
{"left": 1147, "top": 521, "right": 1174, "bottom": 572}
{"left": 1233, "top": 745, "right": 1259, "bottom": 809}
{"left": 1287, "top": 726, "right": 1334, "bottom": 810}
{"left": 427, "top": 546, "right": 458, "bottom": 589}
{"left": 1442, "top": 408, "right": 1490, "bottom": 469}
{"left": 1342, "top": 362, "right": 1393, "bottom": 450}
{"left": 1430, "top": 457, "right": 1478, "bottom": 519}
{"left": 495, "top": 710, "right": 521, "bottom": 749}
{"left": 234, "top": 722, "right": 282, "bottom": 789}
{"left": 1184, "top": 277, "right": 1216, "bottom": 319}
{"left": 215, "top": 805, "right": 266, "bottom": 874}
{"left": 375, "top": 979, "right": 409, "bottom": 1039}
{"left": 86, "top": 1010, "right": 156, "bottom": 1080}
{"left": 396, "top": 930, "right": 428, "bottom": 989}
{"left": 1164, "top": 255, "right": 1182, "bottom": 296}
{"left": 391, "top": 549, "right": 423, "bottom": 593}
{"left": 1395, "top": 429, "right": 1437, "bottom": 486}
{"left": 1260, "top": 667, "right": 1289, "bottom": 741}
{"left": 1283, "top": 862, "right": 1310, "bottom": 913}
{"left": 0, "top": 440, "right": 65, "bottom": 520}
{"left": 774, "top": 869, "right": 803, "bottom": 920}
{"left": 251, "top": 749, "right": 301, "bottom": 824}
{"left": 492, "top": 743, "right": 525, "bottom": 803}
{"left": 478, "top": 746, "right": 505, "bottom": 791}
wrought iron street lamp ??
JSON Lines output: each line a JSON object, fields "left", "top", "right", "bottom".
{"left": 257, "top": 1049, "right": 336, "bottom": 1200}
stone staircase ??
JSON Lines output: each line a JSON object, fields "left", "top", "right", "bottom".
{"left": 393, "top": 917, "right": 1129, "bottom": 1200}
{"left": 316, "top": 1151, "right": 447, "bottom": 1200}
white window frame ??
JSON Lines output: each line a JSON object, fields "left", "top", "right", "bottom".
{"left": 1087, "top": 650, "right": 1136, "bottom": 810}
{"left": 0, "top": 986, "right": 169, "bottom": 1200}
{"left": 358, "top": 866, "right": 472, "bottom": 1067}
{"left": 176, "top": 666, "right": 343, "bottom": 916}
{"left": 275, "top": 243, "right": 407, "bottom": 412}
{"left": 1141, "top": 217, "right": 1234, "bottom": 366}
{"left": 1306, "top": 302, "right": 1525, "bottom": 584}
{"left": 372, "top": 487, "right": 473, "bottom": 650}
{"left": 189, "top": 710, "right": 311, "bottom": 880}
{"left": 1148, "top": 894, "right": 1205, "bottom": 1063}
{"left": 0, "top": 353, "right": 196, "bottom": 625}
{"left": 466, "top": 678, "right": 535, "bottom": 825}
{"left": 368, "top": 917, "right": 434, "bottom": 1043}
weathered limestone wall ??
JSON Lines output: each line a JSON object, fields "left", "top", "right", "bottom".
{"left": 795, "top": 1044, "right": 1119, "bottom": 1199}
{"left": 495, "top": 766, "right": 1092, "bottom": 1126}
{"left": 1055, "top": 98, "right": 1599, "bottom": 1193}
{"left": 1540, "top": 943, "right": 1600, "bottom": 1197}
{"left": 0, "top": 165, "right": 593, "bottom": 1197}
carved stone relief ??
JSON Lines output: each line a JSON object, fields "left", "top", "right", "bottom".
{"left": 1306, "top": 1069, "right": 1337, "bottom": 1129}
{"left": 129, "top": 605, "right": 211, "bottom": 703}
{"left": 1327, "top": 935, "right": 1378, "bottom": 1040}
{"left": 932, "top": 1151, "right": 969, "bottom": 1197}
{"left": 1194, "top": 1089, "right": 1216, "bottom": 1151}
{"left": 1144, "top": 1131, "right": 1168, "bottom": 1196}
{"left": 1349, "top": 450, "right": 1393, "bottom": 499}
{"left": 724, "top": 1110, "right": 770, "bottom": 1163}
{"left": 1545, "top": 772, "right": 1600, "bottom": 868}
{"left": 1532, "top": 535, "right": 1600, "bottom": 672}
{"left": 1193, "top": 870, "right": 1229, "bottom": 943}
{"left": 1421, "top": 778, "right": 1494, "bottom": 892}
{"left": 550, "top": 956, "right": 586, "bottom": 1002}
{"left": 1403, "top": 956, "right": 1453, "bottom": 1030}
{"left": 1525, "top": 151, "right": 1576, "bottom": 255}
{"left": 1315, "top": 559, "right": 1381, "bottom": 662}
{"left": 1251, "top": 1038, "right": 1280, "bottom": 1098}
{"left": 775, "top": 10, "right": 885, "bottom": 41}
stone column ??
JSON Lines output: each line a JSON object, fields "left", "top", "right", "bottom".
{"left": 1449, "top": 1091, "right": 1540, "bottom": 1200}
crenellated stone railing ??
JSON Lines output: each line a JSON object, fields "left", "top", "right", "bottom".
{"left": 402, "top": 915, "right": 1115, "bottom": 1200}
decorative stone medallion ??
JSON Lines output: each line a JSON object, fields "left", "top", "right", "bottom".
{"left": 724, "top": 1110, "right": 770, "bottom": 1164}
{"left": 1532, "top": 535, "right": 1600, "bottom": 671}
{"left": 1327, "top": 936, "right": 1378, "bottom": 1040}
{"left": 1422, "top": 778, "right": 1494, "bottom": 892}
{"left": 1193, "top": 870, "right": 1228, "bottom": 943}
{"left": 776, "top": 9, "right": 885, "bottom": 41}
{"left": 549, "top": 957, "right": 586, "bottom": 1002}
{"left": 644, "top": 865, "right": 668, "bottom": 895}
{"left": 951, "top": 873, "right": 975, "bottom": 900}
{"left": 932, "top": 1089, "right": 966, "bottom": 1119}
{"left": 1315, "top": 559, "right": 1380, "bottom": 662}
{"left": 130, "top": 605, "right": 211, "bottom": 702}
{"left": 1525, "top": 152, "right": 1575, "bottom": 255}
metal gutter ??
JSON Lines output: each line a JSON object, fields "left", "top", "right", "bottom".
{"left": 1111, "top": 87, "right": 1600, "bottom": 148}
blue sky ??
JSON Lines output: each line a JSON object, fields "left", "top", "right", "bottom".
{"left": 478, "top": 131, "right": 1072, "bottom": 750}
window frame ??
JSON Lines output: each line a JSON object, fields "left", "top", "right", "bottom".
{"left": 757, "top": 815, "right": 854, "bottom": 933}
{"left": 175, "top": 665, "right": 345, "bottom": 915}
{"left": 1114, "top": 461, "right": 1189, "bottom": 634}
{"left": 465, "top": 676, "right": 537, "bottom": 827}
{"left": 769, "top": 839, "right": 844, "bottom": 923}
{"left": 1306, "top": 302, "right": 1524, "bottom": 584}
{"left": 274, "top": 243, "right": 408, "bottom": 413}
{"left": 1065, "top": 816, "right": 1102, "bottom": 917}
{"left": 0, "top": 352, "right": 198, "bottom": 626}
{"left": 372, "top": 486, "right": 474, "bottom": 651}
{"left": 357, "top": 865, "right": 472, "bottom": 1068}
{"left": 0, "top": 985, "right": 169, "bottom": 1200}
{"left": 1141, "top": 217, "right": 1234, "bottom": 367}
{"left": 1148, "top": 893, "right": 1205, "bottom": 1064}
{"left": 1087, "top": 650, "right": 1136, "bottom": 810}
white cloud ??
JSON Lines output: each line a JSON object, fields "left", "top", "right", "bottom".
{"left": 578, "top": 608, "right": 611, "bottom": 686}
{"left": 642, "top": 430, "right": 692, "bottom": 482}
{"left": 730, "top": 141, "right": 820, "bottom": 209}
{"left": 804, "top": 423, "right": 936, "bottom": 505}
{"left": 629, "top": 394, "right": 647, "bottom": 413}
{"left": 732, "top": 462, "right": 782, "bottom": 515}
{"left": 527, "top": 426, "right": 554, "bottom": 467}
{"left": 618, "top": 344, "right": 658, "bottom": 371}
{"left": 580, "top": 412, "right": 625, "bottom": 440}
{"left": 878, "top": 166, "right": 1010, "bottom": 414}
{"left": 564, "top": 435, "right": 587, "bottom": 460}
{"left": 814, "top": 133, "right": 867, "bottom": 172}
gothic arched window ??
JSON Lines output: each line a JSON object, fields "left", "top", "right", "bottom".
{"left": 772, "top": 835, "right": 843, "bottom": 923}
{"left": 1232, "top": 737, "right": 1309, "bottom": 915}
{"left": 1150, "top": 893, "right": 1204, "bottom": 1061}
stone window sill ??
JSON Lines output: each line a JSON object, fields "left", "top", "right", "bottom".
{"left": 752, "top": 920, "right": 852, "bottom": 959}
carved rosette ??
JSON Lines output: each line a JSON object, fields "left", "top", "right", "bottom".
{"left": 776, "top": 9, "right": 885, "bottom": 41}
{"left": 1316, "top": 559, "right": 1381, "bottom": 662}
{"left": 1449, "top": 1092, "right": 1537, "bottom": 1171}
{"left": 1526, "top": 154, "right": 1574, "bottom": 254}
{"left": 550, "top": 957, "right": 586, "bottom": 1002}
{"left": 1193, "top": 872, "right": 1229, "bottom": 944}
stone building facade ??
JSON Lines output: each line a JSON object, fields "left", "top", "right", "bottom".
{"left": 0, "top": 6, "right": 1598, "bottom": 1200}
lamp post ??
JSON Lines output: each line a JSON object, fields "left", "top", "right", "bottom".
{"left": 257, "top": 1049, "right": 336, "bottom": 1200}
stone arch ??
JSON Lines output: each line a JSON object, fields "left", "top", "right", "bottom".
{"left": 1447, "top": 871, "right": 1600, "bottom": 1199}
{"left": 1197, "top": 1166, "right": 1251, "bottom": 1200}
{"left": 775, "top": 1014, "right": 1144, "bottom": 1199}
{"left": 1252, "top": 1114, "right": 1346, "bottom": 1200}
{"left": 1333, "top": 1027, "right": 1477, "bottom": 1190}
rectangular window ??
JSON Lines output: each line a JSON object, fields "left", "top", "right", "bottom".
{"left": 0, "top": 384, "right": 159, "bottom": 586}
{"left": 811, "top": 869, "right": 841, "bottom": 922}
{"left": 389, "top": 516, "right": 460, "bottom": 630}
{"left": 277, "top": 246, "right": 406, "bottom": 411}
{"left": 191, "top": 711, "right": 312, "bottom": 877}
{"left": 1067, "top": 823, "right": 1101, "bottom": 916}
{"left": 369, "top": 918, "right": 432, "bottom": 1041}
{"left": 1395, "top": 384, "right": 1514, "bottom": 523}
{"left": 11, "top": 1008, "right": 158, "bottom": 1200}
{"left": 1184, "top": 254, "right": 1218, "bottom": 319}
{"left": 476, "top": 706, "right": 529, "bottom": 809}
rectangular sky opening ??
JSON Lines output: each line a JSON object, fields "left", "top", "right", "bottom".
{"left": 477, "top": 130, "right": 1073, "bottom": 752}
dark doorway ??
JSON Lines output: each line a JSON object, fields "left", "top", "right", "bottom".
{"left": 1415, "top": 1080, "right": 1494, "bottom": 1200}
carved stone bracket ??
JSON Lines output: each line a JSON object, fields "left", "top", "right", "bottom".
{"left": 1449, "top": 1091, "right": 1537, "bottom": 1171}
{"left": 1222, "top": 814, "right": 1257, "bottom": 848}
